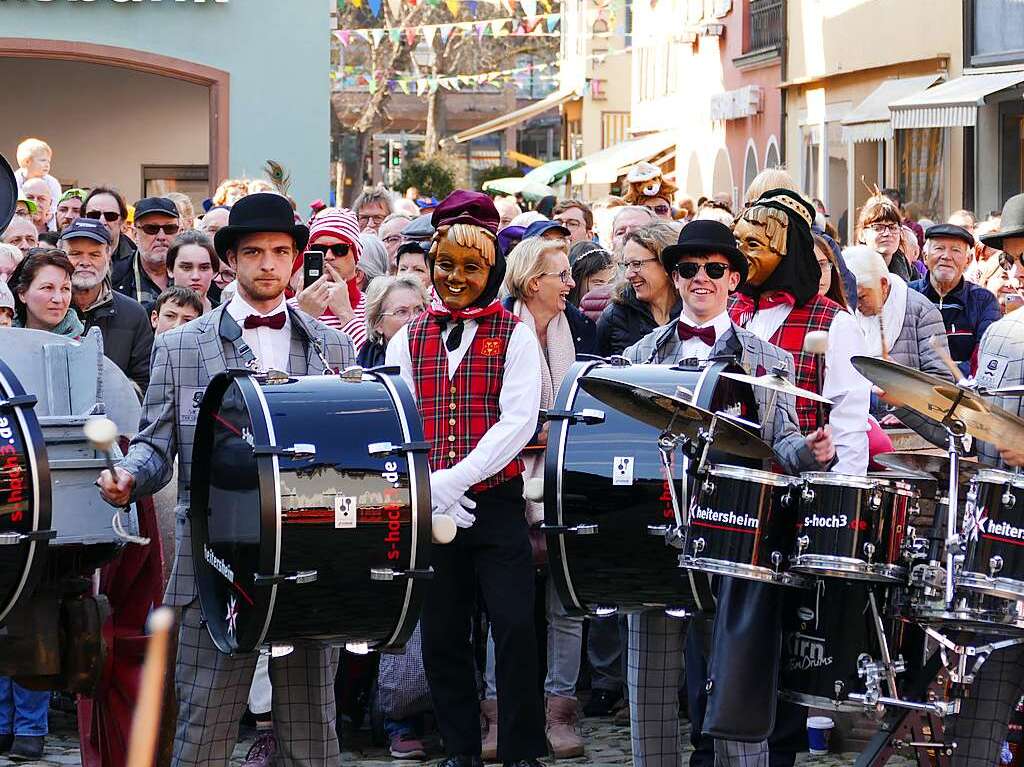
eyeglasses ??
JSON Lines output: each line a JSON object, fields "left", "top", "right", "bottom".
{"left": 675, "top": 262, "right": 730, "bottom": 279}
{"left": 382, "top": 235, "right": 404, "bottom": 246}
{"left": 358, "top": 214, "right": 386, "bottom": 227}
{"left": 539, "top": 269, "right": 572, "bottom": 285}
{"left": 380, "top": 305, "right": 425, "bottom": 321}
{"left": 217, "top": 268, "right": 236, "bottom": 282}
{"left": 85, "top": 210, "right": 120, "bottom": 223}
{"left": 623, "top": 257, "right": 659, "bottom": 273}
{"left": 308, "top": 243, "right": 351, "bottom": 258}
{"left": 137, "top": 223, "right": 180, "bottom": 236}
{"left": 556, "top": 217, "right": 584, "bottom": 229}
{"left": 867, "top": 223, "right": 901, "bottom": 235}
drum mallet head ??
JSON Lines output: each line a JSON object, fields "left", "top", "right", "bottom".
{"left": 84, "top": 417, "right": 119, "bottom": 472}
{"left": 523, "top": 477, "right": 545, "bottom": 503}
{"left": 432, "top": 514, "right": 457, "bottom": 545}
{"left": 803, "top": 330, "right": 829, "bottom": 356}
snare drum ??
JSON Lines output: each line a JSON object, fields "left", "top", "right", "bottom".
{"left": 682, "top": 465, "right": 805, "bottom": 587}
{"left": 960, "top": 470, "right": 1024, "bottom": 602}
{"left": 790, "top": 473, "right": 912, "bottom": 583}
{"left": 190, "top": 369, "right": 430, "bottom": 654}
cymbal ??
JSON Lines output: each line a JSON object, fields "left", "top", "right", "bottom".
{"left": 578, "top": 377, "right": 774, "bottom": 460}
{"left": 990, "top": 385, "right": 1024, "bottom": 396}
{"left": 720, "top": 370, "right": 833, "bottom": 404}
{"left": 874, "top": 452, "right": 980, "bottom": 486}
{"left": 852, "top": 356, "right": 1024, "bottom": 448}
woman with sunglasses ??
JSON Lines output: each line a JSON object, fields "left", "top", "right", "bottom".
{"left": 289, "top": 208, "right": 368, "bottom": 348}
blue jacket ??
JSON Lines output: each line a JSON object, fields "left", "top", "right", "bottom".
{"left": 501, "top": 296, "right": 598, "bottom": 357}
{"left": 909, "top": 274, "right": 1001, "bottom": 377}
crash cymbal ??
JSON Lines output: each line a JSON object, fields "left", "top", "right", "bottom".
{"left": 720, "top": 370, "right": 833, "bottom": 405}
{"left": 990, "top": 385, "right": 1024, "bottom": 396}
{"left": 578, "top": 377, "right": 774, "bottom": 460}
{"left": 852, "top": 356, "right": 1024, "bottom": 448}
{"left": 874, "top": 452, "right": 980, "bottom": 486}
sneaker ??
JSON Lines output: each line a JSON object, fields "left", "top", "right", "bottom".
{"left": 390, "top": 732, "right": 428, "bottom": 759}
{"left": 241, "top": 731, "right": 277, "bottom": 767}
{"left": 8, "top": 736, "right": 44, "bottom": 762}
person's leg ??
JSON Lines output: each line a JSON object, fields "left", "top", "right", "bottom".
{"left": 0, "top": 677, "right": 13, "bottom": 740}
{"left": 268, "top": 642, "right": 341, "bottom": 766}
{"left": 11, "top": 684, "right": 48, "bottom": 737}
{"left": 947, "top": 643, "right": 1024, "bottom": 767}
{"left": 686, "top": 617, "right": 714, "bottom": 767}
{"left": 481, "top": 626, "right": 499, "bottom": 759}
{"left": 484, "top": 625, "right": 498, "bottom": 700}
{"left": 585, "top": 614, "right": 625, "bottom": 714}
{"left": 627, "top": 610, "right": 685, "bottom": 767}
{"left": 545, "top": 576, "right": 584, "bottom": 698}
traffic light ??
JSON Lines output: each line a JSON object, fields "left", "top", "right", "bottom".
{"left": 390, "top": 141, "right": 403, "bottom": 168}
{"left": 378, "top": 143, "right": 388, "bottom": 170}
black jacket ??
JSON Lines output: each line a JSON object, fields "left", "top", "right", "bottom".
{"left": 595, "top": 284, "right": 682, "bottom": 357}
{"left": 357, "top": 338, "right": 387, "bottom": 368}
{"left": 909, "top": 273, "right": 1001, "bottom": 376}
{"left": 108, "top": 235, "right": 138, "bottom": 287}
{"left": 114, "top": 254, "right": 165, "bottom": 314}
{"left": 75, "top": 288, "right": 154, "bottom": 393}
{"left": 501, "top": 297, "right": 598, "bottom": 356}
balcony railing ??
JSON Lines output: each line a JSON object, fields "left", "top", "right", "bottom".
{"left": 748, "top": 0, "right": 784, "bottom": 52}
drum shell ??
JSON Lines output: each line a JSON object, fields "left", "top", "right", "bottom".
{"left": 961, "top": 471, "right": 1024, "bottom": 602}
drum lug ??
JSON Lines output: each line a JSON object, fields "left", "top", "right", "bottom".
{"left": 540, "top": 522, "right": 598, "bottom": 536}
{"left": 648, "top": 524, "right": 685, "bottom": 549}
{"left": 801, "top": 485, "right": 815, "bottom": 503}
{"left": 253, "top": 570, "right": 319, "bottom": 586}
{"left": 591, "top": 605, "right": 618, "bottom": 617}
{"left": 691, "top": 537, "right": 705, "bottom": 555}
{"left": 543, "top": 408, "right": 605, "bottom": 425}
{"left": 0, "top": 529, "right": 57, "bottom": 545}
{"left": 253, "top": 443, "right": 317, "bottom": 460}
{"left": 870, "top": 490, "right": 882, "bottom": 511}
{"left": 700, "top": 479, "right": 715, "bottom": 495}
{"left": 1003, "top": 487, "right": 1017, "bottom": 507}
{"left": 863, "top": 542, "right": 876, "bottom": 563}
{"left": 796, "top": 535, "right": 809, "bottom": 554}
{"left": 370, "top": 567, "right": 434, "bottom": 582}
{"left": 771, "top": 550, "right": 783, "bottom": 572}
{"left": 367, "top": 440, "right": 431, "bottom": 457}
{"left": 0, "top": 393, "right": 37, "bottom": 409}
{"left": 990, "top": 555, "right": 1004, "bottom": 577}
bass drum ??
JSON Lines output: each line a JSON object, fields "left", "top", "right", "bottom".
{"left": 191, "top": 369, "right": 431, "bottom": 655}
{"left": 544, "top": 359, "right": 758, "bottom": 616}
{"left": 0, "top": 357, "right": 52, "bottom": 627}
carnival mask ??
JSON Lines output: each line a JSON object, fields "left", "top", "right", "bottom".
{"left": 733, "top": 206, "right": 790, "bottom": 287}
{"left": 432, "top": 238, "right": 490, "bottom": 311}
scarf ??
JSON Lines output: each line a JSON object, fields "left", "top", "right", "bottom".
{"left": 514, "top": 300, "right": 576, "bottom": 524}
{"left": 15, "top": 308, "right": 85, "bottom": 339}
{"left": 427, "top": 297, "right": 504, "bottom": 351}
{"left": 728, "top": 290, "right": 796, "bottom": 327}
{"left": 855, "top": 273, "right": 908, "bottom": 359}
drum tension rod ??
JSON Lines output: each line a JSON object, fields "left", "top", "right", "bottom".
{"left": 367, "top": 440, "right": 430, "bottom": 457}
{"left": 0, "top": 394, "right": 37, "bottom": 409}
{"left": 543, "top": 408, "right": 605, "bottom": 425}
{"left": 0, "top": 529, "right": 57, "bottom": 545}
{"left": 253, "top": 570, "right": 319, "bottom": 586}
{"left": 253, "top": 443, "right": 317, "bottom": 460}
{"left": 370, "top": 567, "right": 434, "bottom": 581}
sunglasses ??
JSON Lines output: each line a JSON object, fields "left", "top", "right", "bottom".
{"left": 137, "top": 223, "right": 181, "bottom": 236}
{"left": 649, "top": 204, "right": 671, "bottom": 216}
{"left": 676, "top": 262, "right": 730, "bottom": 279}
{"left": 308, "top": 243, "right": 351, "bottom": 257}
{"left": 86, "top": 210, "right": 121, "bottom": 223}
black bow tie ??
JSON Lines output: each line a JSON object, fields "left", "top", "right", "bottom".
{"left": 243, "top": 312, "right": 286, "bottom": 330}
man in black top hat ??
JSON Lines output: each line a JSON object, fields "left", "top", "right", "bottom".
{"left": 98, "top": 193, "right": 355, "bottom": 767}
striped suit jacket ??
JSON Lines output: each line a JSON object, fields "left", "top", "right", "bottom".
{"left": 974, "top": 309, "right": 1024, "bottom": 467}
{"left": 120, "top": 303, "right": 356, "bottom": 606}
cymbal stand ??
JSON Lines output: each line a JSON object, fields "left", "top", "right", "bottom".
{"left": 655, "top": 431, "right": 689, "bottom": 549}
{"left": 920, "top": 627, "right": 1024, "bottom": 686}
{"left": 938, "top": 401, "right": 968, "bottom": 606}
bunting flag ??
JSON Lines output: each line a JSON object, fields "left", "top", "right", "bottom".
{"left": 439, "top": 23, "right": 453, "bottom": 43}
{"left": 338, "top": 0, "right": 563, "bottom": 16}
{"left": 386, "top": 0, "right": 403, "bottom": 16}
{"left": 334, "top": 12, "right": 562, "bottom": 47}
{"left": 367, "top": 0, "right": 382, "bottom": 15}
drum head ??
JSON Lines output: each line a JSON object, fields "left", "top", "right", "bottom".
{"left": 190, "top": 373, "right": 276, "bottom": 654}
{"left": 0, "top": 358, "right": 52, "bottom": 626}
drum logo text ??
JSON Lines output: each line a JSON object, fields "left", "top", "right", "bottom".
{"left": 800, "top": 514, "right": 866, "bottom": 531}
{"left": 204, "top": 544, "right": 235, "bottom": 583}
{"left": 784, "top": 631, "right": 832, "bottom": 671}
{"left": 0, "top": 415, "right": 26, "bottom": 522}
{"left": 978, "top": 516, "right": 1024, "bottom": 545}
{"left": 691, "top": 507, "right": 759, "bottom": 530}
{"left": 382, "top": 461, "right": 405, "bottom": 561}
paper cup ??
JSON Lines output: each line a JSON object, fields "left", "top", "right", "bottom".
{"left": 807, "top": 715, "right": 834, "bottom": 755}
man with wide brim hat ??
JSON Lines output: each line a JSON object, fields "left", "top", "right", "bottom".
{"left": 619, "top": 218, "right": 834, "bottom": 767}
{"left": 98, "top": 190, "right": 354, "bottom": 767}
{"left": 980, "top": 193, "right": 1024, "bottom": 255}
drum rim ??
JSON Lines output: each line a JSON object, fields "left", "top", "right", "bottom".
{"left": 800, "top": 471, "right": 878, "bottom": 490}
{"left": 708, "top": 463, "right": 794, "bottom": 487}
{"left": 0, "top": 358, "right": 52, "bottom": 627}
{"left": 974, "top": 468, "right": 1024, "bottom": 489}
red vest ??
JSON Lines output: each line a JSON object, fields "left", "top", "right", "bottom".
{"left": 408, "top": 310, "right": 524, "bottom": 492}
{"left": 767, "top": 293, "right": 842, "bottom": 431}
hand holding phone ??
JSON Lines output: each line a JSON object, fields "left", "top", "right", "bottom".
{"left": 303, "top": 250, "right": 324, "bottom": 289}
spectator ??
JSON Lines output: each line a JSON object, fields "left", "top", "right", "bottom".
{"left": 857, "top": 196, "right": 914, "bottom": 281}
{"left": 115, "top": 197, "right": 180, "bottom": 312}
{"left": 0, "top": 280, "right": 13, "bottom": 327}
{"left": 400, "top": 214, "right": 434, "bottom": 248}
{"left": 54, "top": 188, "right": 86, "bottom": 234}
{"left": 378, "top": 213, "right": 415, "bottom": 271}
{"left": 495, "top": 196, "right": 521, "bottom": 230}
{"left": 166, "top": 230, "right": 219, "bottom": 312}
{"left": 20, "top": 177, "right": 52, "bottom": 234}
{"left": 150, "top": 285, "right": 203, "bottom": 335}
{"left": 14, "top": 197, "right": 36, "bottom": 220}
{"left": 199, "top": 205, "right": 230, "bottom": 238}
{"left": 13, "top": 138, "right": 61, "bottom": 230}
{"left": 552, "top": 199, "right": 595, "bottom": 245}
{"left": 675, "top": 195, "right": 696, "bottom": 223}
{"left": 60, "top": 217, "right": 153, "bottom": 392}
{"left": 357, "top": 233, "right": 390, "bottom": 289}
{"left": 880, "top": 187, "right": 925, "bottom": 247}
{"left": 357, "top": 275, "right": 429, "bottom": 369}
{"left": 523, "top": 220, "right": 571, "bottom": 243}
{"left": 165, "top": 191, "right": 197, "bottom": 230}
{"left": 0, "top": 243, "right": 22, "bottom": 282}
{"left": 567, "top": 242, "right": 615, "bottom": 311}
{"left": 814, "top": 234, "right": 850, "bottom": 308}
{"left": 353, "top": 184, "right": 393, "bottom": 234}
{"left": 395, "top": 242, "right": 431, "bottom": 290}
{"left": 2, "top": 216, "right": 38, "bottom": 257}
{"left": 597, "top": 222, "right": 682, "bottom": 356}
{"left": 11, "top": 248, "right": 82, "bottom": 338}
{"left": 83, "top": 186, "right": 136, "bottom": 283}
{"left": 910, "top": 223, "right": 1001, "bottom": 377}
{"left": 695, "top": 201, "right": 734, "bottom": 227}
{"left": 948, "top": 209, "right": 977, "bottom": 234}
{"left": 744, "top": 167, "right": 800, "bottom": 206}
{"left": 984, "top": 262, "right": 1024, "bottom": 315}
{"left": 610, "top": 205, "right": 656, "bottom": 262}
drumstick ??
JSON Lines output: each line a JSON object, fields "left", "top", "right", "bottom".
{"left": 929, "top": 334, "right": 964, "bottom": 383}
{"left": 125, "top": 606, "right": 175, "bottom": 767}
{"left": 803, "top": 331, "right": 829, "bottom": 430}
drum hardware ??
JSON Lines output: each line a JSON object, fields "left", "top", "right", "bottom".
{"left": 262, "top": 369, "right": 291, "bottom": 385}
{"left": 253, "top": 570, "right": 319, "bottom": 586}
{"left": 889, "top": 740, "right": 956, "bottom": 754}
{"left": 720, "top": 363, "right": 834, "bottom": 405}
{"left": 0, "top": 530, "right": 57, "bottom": 545}
{"left": 367, "top": 440, "right": 431, "bottom": 457}
{"left": 921, "top": 625, "right": 1024, "bottom": 685}
{"left": 368, "top": 568, "right": 433, "bottom": 582}
{"left": 539, "top": 523, "right": 598, "bottom": 536}
{"left": 0, "top": 394, "right": 38, "bottom": 410}
{"left": 541, "top": 408, "right": 605, "bottom": 425}
{"left": 592, "top": 605, "right": 618, "bottom": 617}
{"left": 252, "top": 443, "right": 317, "bottom": 460}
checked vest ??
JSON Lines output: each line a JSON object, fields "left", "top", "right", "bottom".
{"left": 408, "top": 309, "right": 524, "bottom": 492}
{"left": 766, "top": 293, "right": 841, "bottom": 432}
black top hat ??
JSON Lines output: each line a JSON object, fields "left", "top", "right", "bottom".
{"left": 214, "top": 193, "right": 309, "bottom": 258}
{"left": 0, "top": 153, "right": 16, "bottom": 235}
{"left": 980, "top": 194, "right": 1024, "bottom": 251}
{"left": 660, "top": 219, "right": 748, "bottom": 283}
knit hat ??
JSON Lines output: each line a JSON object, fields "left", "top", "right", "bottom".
{"left": 294, "top": 207, "right": 363, "bottom": 310}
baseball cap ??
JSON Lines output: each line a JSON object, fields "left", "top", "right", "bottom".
{"left": 61, "top": 217, "right": 112, "bottom": 245}
{"left": 133, "top": 196, "right": 179, "bottom": 221}
{"left": 522, "top": 220, "right": 571, "bottom": 240}
{"left": 58, "top": 188, "right": 87, "bottom": 205}
{"left": 16, "top": 197, "right": 37, "bottom": 215}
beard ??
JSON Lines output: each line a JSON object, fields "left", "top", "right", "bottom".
{"left": 238, "top": 273, "right": 286, "bottom": 303}
{"left": 72, "top": 269, "right": 104, "bottom": 291}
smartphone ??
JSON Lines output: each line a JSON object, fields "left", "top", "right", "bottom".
{"left": 303, "top": 250, "right": 324, "bottom": 289}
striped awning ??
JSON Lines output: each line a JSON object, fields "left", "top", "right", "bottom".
{"left": 890, "top": 71, "right": 1024, "bottom": 130}
{"left": 840, "top": 75, "right": 943, "bottom": 143}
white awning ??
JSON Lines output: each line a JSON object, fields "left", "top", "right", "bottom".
{"left": 570, "top": 131, "right": 676, "bottom": 185}
{"left": 840, "top": 75, "right": 942, "bottom": 143}
{"left": 890, "top": 71, "right": 1024, "bottom": 130}
{"left": 447, "top": 88, "right": 578, "bottom": 144}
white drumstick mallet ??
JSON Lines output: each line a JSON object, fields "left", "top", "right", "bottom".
{"left": 84, "top": 416, "right": 119, "bottom": 474}
{"left": 432, "top": 514, "right": 457, "bottom": 545}
{"left": 523, "top": 477, "right": 545, "bottom": 503}
{"left": 803, "top": 330, "right": 829, "bottom": 431}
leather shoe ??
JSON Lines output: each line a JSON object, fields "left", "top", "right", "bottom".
{"left": 9, "top": 735, "right": 45, "bottom": 761}
{"left": 436, "top": 757, "right": 484, "bottom": 767}
{"left": 0, "top": 734, "right": 12, "bottom": 753}
{"left": 582, "top": 688, "right": 621, "bottom": 717}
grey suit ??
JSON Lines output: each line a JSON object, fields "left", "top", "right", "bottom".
{"left": 120, "top": 303, "right": 355, "bottom": 767}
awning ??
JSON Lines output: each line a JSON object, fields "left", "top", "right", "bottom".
{"left": 890, "top": 71, "right": 1024, "bottom": 129}
{"left": 481, "top": 160, "right": 585, "bottom": 197}
{"left": 447, "top": 88, "right": 578, "bottom": 144}
{"left": 840, "top": 75, "right": 943, "bottom": 143}
{"left": 570, "top": 131, "right": 676, "bottom": 185}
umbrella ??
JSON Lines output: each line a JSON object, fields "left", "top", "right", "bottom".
{"left": 481, "top": 177, "right": 556, "bottom": 202}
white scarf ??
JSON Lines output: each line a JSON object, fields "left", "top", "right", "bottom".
{"left": 514, "top": 300, "right": 577, "bottom": 523}
{"left": 855, "top": 272, "right": 908, "bottom": 358}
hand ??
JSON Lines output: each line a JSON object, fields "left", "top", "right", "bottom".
{"left": 534, "top": 422, "right": 550, "bottom": 447}
{"left": 805, "top": 425, "right": 835, "bottom": 465}
{"left": 441, "top": 495, "right": 477, "bottom": 529}
{"left": 879, "top": 413, "right": 903, "bottom": 427}
{"left": 999, "top": 446, "right": 1024, "bottom": 468}
{"left": 429, "top": 467, "right": 465, "bottom": 514}
{"left": 323, "top": 263, "right": 355, "bottom": 325}
{"left": 97, "top": 466, "right": 134, "bottom": 507}
{"left": 295, "top": 274, "right": 332, "bottom": 317}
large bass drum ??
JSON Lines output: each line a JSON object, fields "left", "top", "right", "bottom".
{"left": 0, "top": 358, "right": 52, "bottom": 626}
{"left": 544, "top": 359, "right": 758, "bottom": 616}
{"left": 191, "top": 368, "right": 431, "bottom": 655}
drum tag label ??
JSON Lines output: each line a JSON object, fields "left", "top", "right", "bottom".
{"left": 335, "top": 495, "right": 358, "bottom": 528}
{"left": 613, "top": 456, "right": 634, "bottom": 486}
{"left": 977, "top": 354, "right": 1009, "bottom": 389}
{"left": 179, "top": 387, "right": 205, "bottom": 426}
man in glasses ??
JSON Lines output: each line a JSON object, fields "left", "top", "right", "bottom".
{"left": 552, "top": 199, "right": 594, "bottom": 245}
{"left": 83, "top": 186, "right": 137, "bottom": 284}
{"left": 621, "top": 220, "right": 834, "bottom": 767}
{"left": 352, "top": 184, "right": 393, "bottom": 234}
{"left": 114, "top": 197, "right": 180, "bottom": 312}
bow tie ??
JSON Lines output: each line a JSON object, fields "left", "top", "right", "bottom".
{"left": 243, "top": 312, "right": 286, "bottom": 330}
{"left": 677, "top": 322, "right": 716, "bottom": 346}
{"left": 729, "top": 290, "right": 797, "bottom": 325}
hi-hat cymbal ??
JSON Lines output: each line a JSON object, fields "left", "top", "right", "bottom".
{"left": 578, "top": 377, "right": 774, "bottom": 460}
{"left": 874, "top": 452, "right": 979, "bottom": 486}
{"left": 852, "top": 356, "right": 1024, "bottom": 448}
{"left": 720, "top": 370, "right": 833, "bottom": 404}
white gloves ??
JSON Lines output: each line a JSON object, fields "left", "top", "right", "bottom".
{"left": 444, "top": 495, "right": 477, "bottom": 529}
{"left": 430, "top": 468, "right": 477, "bottom": 528}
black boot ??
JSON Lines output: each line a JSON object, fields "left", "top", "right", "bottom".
{"left": 435, "top": 757, "right": 484, "bottom": 767}
{"left": 9, "top": 735, "right": 45, "bottom": 762}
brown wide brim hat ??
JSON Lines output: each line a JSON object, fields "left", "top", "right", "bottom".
{"left": 980, "top": 193, "right": 1024, "bottom": 251}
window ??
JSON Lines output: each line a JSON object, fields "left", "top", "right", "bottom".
{"left": 897, "top": 128, "right": 945, "bottom": 220}
{"left": 765, "top": 139, "right": 780, "bottom": 169}
{"left": 968, "top": 0, "right": 1024, "bottom": 66}
{"left": 743, "top": 144, "right": 759, "bottom": 197}
{"left": 142, "top": 165, "right": 209, "bottom": 211}
{"left": 601, "top": 111, "right": 630, "bottom": 149}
